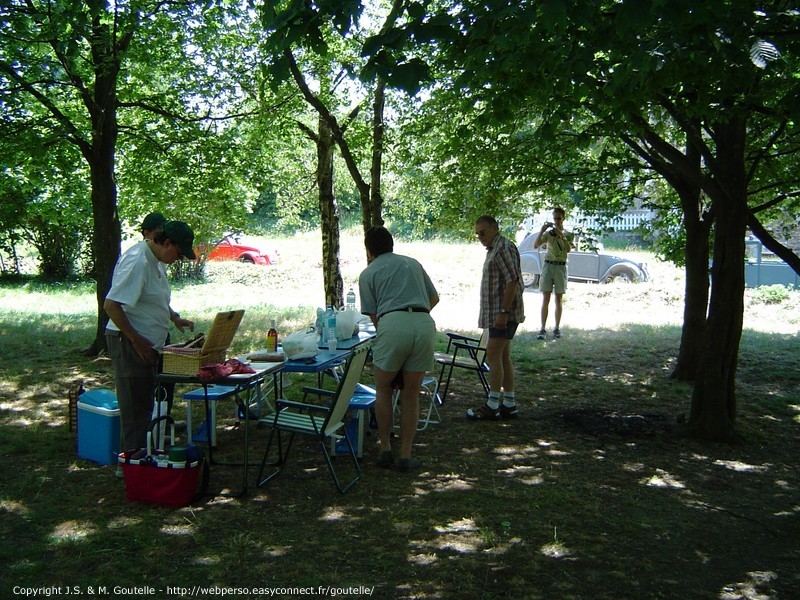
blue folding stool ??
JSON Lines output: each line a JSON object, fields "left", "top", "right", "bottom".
{"left": 183, "top": 384, "right": 239, "bottom": 447}
{"left": 332, "top": 384, "right": 377, "bottom": 457}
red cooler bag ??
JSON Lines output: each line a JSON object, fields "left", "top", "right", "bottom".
{"left": 119, "top": 416, "right": 208, "bottom": 506}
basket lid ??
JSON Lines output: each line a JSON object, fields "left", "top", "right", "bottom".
{"left": 201, "top": 310, "right": 245, "bottom": 352}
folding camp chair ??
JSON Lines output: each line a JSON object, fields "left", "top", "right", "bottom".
{"left": 434, "top": 329, "right": 490, "bottom": 401}
{"left": 392, "top": 375, "right": 442, "bottom": 431}
{"left": 257, "top": 343, "right": 372, "bottom": 493}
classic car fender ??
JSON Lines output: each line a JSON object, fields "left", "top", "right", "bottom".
{"left": 238, "top": 252, "right": 269, "bottom": 265}
{"left": 520, "top": 252, "right": 543, "bottom": 288}
{"left": 600, "top": 262, "right": 647, "bottom": 283}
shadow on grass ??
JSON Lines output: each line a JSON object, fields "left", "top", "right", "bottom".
{"left": 1, "top": 323, "right": 799, "bottom": 598}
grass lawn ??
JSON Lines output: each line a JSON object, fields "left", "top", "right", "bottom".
{"left": 1, "top": 233, "right": 799, "bottom": 599}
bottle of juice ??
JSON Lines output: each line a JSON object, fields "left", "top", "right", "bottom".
{"left": 266, "top": 319, "right": 278, "bottom": 352}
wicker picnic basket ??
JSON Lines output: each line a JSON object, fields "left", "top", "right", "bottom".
{"left": 162, "top": 310, "right": 245, "bottom": 375}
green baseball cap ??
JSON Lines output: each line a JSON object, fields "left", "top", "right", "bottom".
{"left": 162, "top": 221, "right": 196, "bottom": 260}
{"left": 140, "top": 212, "right": 167, "bottom": 232}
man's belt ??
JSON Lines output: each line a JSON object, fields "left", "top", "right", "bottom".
{"left": 545, "top": 260, "right": 566, "bottom": 265}
{"left": 379, "top": 307, "right": 429, "bottom": 320}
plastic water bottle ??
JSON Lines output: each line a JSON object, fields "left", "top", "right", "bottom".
{"left": 321, "top": 305, "right": 333, "bottom": 343}
{"left": 346, "top": 288, "right": 357, "bottom": 311}
{"left": 316, "top": 308, "right": 325, "bottom": 342}
{"left": 327, "top": 308, "right": 337, "bottom": 343}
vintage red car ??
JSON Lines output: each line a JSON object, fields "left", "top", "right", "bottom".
{"left": 201, "top": 234, "right": 279, "bottom": 266}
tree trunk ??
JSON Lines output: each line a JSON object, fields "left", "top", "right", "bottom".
{"left": 368, "top": 76, "right": 386, "bottom": 231}
{"left": 671, "top": 140, "right": 711, "bottom": 381}
{"left": 672, "top": 204, "right": 711, "bottom": 381}
{"left": 317, "top": 115, "right": 343, "bottom": 308}
{"left": 84, "top": 16, "right": 123, "bottom": 356}
{"left": 86, "top": 156, "right": 121, "bottom": 355}
{"left": 688, "top": 118, "right": 747, "bottom": 441}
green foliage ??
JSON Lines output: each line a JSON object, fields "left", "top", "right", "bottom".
{"left": 750, "top": 284, "right": 792, "bottom": 305}
{"left": 0, "top": 120, "right": 92, "bottom": 278}
{"left": 397, "top": 0, "right": 800, "bottom": 246}
{"left": 361, "top": 7, "right": 458, "bottom": 93}
{"left": 1, "top": 0, "right": 273, "bottom": 278}
{"left": 113, "top": 3, "right": 268, "bottom": 241}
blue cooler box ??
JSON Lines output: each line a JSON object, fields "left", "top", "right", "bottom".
{"left": 77, "top": 389, "right": 120, "bottom": 465}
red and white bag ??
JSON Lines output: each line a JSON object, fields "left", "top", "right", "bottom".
{"left": 118, "top": 416, "right": 208, "bottom": 507}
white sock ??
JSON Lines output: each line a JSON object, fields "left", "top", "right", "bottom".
{"left": 502, "top": 392, "right": 516, "bottom": 407}
{"left": 486, "top": 393, "right": 501, "bottom": 410}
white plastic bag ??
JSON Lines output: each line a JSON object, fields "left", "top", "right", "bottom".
{"left": 335, "top": 308, "right": 359, "bottom": 340}
{"left": 282, "top": 328, "right": 319, "bottom": 359}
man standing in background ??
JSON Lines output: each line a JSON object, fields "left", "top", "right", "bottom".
{"left": 533, "top": 207, "right": 573, "bottom": 339}
{"left": 467, "top": 215, "right": 525, "bottom": 420}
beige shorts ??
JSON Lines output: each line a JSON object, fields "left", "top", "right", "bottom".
{"left": 373, "top": 312, "right": 435, "bottom": 372}
{"left": 540, "top": 262, "right": 567, "bottom": 294}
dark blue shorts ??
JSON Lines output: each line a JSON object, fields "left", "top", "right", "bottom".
{"left": 488, "top": 322, "right": 519, "bottom": 340}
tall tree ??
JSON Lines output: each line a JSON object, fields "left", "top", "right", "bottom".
{"left": 0, "top": 1, "right": 191, "bottom": 351}
{"left": 258, "top": 0, "right": 412, "bottom": 306}
{"left": 1, "top": 0, "right": 138, "bottom": 352}
{"left": 1, "top": 0, "right": 264, "bottom": 349}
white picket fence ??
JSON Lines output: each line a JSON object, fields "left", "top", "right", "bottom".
{"left": 574, "top": 209, "right": 656, "bottom": 232}
{"left": 519, "top": 209, "right": 656, "bottom": 241}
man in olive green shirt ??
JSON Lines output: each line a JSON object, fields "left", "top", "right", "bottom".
{"left": 533, "top": 207, "right": 573, "bottom": 339}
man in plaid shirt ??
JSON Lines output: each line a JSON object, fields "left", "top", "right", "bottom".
{"left": 467, "top": 215, "right": 525, "bottom": 420}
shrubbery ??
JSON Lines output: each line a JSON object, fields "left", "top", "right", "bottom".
{"left": 750, "top": 284, "right": 792, "bottom": 304}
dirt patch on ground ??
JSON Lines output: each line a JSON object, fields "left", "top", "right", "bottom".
{"left": 561, "top": 408, "right": 678, "bottom": 437}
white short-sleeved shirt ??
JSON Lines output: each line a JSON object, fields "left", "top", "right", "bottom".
{"left": 105, "top": 240, "right": 171, "bottom": 346}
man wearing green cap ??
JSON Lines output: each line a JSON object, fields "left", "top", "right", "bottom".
{"left": 141, "top": 212, "right": 167, "bottom": 240}
{"left": 104, "top": 221, "right": 196, "bottom": 456}
{"left": 139, "top": 212, "right": 178, "bottom": 417}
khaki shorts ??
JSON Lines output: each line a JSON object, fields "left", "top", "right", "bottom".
{"left": 373, "top": 312, "right": 435, "bottom": 372}
{"left": 540, "top": 262, "right": 567, "bottom": 294}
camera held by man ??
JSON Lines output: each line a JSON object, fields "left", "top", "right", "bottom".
{"left": 543, "top": 222, "right": 562, "bottom": 238}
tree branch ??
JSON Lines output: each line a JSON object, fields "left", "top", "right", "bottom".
{"left": 295, "top": 120, "right": 318, "bottom": 143}
{"left": 284, "top": 47, "right": 370, "bottom": 196}
{"left": 0, "top": 59, "right": 90, "bottom": 155}
{"left": 747, "top": 212, "right": 800, "bottom": 276}
{"left": 749, "top": 189, "right": 800, "bottom": 214}
{"left": 747, "top": 119, "right": 788, "bottom": 185}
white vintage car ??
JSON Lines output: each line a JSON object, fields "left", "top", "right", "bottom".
{"left": 518, "top": 232, "right": 650, "bottom": 288}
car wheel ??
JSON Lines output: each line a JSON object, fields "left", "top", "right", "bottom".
{"left": 613, "top": 271, "right": 634, "bottom": 283}
{"left": 238, "top": 256, "right": 255, "bottom": 264}
{"left": 522, "top": 272, "right": 534, "bottom": 287}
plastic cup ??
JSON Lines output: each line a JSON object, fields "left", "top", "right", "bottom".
{"left": 327, "top": 339, "right": 337, "bottom": 353}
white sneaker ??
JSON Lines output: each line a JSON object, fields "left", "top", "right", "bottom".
{"left": 537, "top": 329, "right": 546, "bottom": 340}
